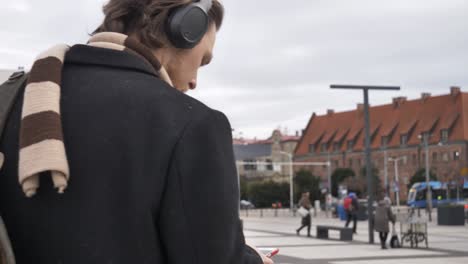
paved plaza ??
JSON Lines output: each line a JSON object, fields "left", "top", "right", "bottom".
{"left": 242, "top": 210, "right": 468, "bottom": 264}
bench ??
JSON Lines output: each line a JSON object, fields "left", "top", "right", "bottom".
{"left": 316, "top": 225, "right": 353, "bottom": 241}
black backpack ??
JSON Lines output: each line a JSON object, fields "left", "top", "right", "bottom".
{"left": 0, "top": 70, "right": 28, "bottom": 264}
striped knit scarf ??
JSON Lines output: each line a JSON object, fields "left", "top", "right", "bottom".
{"left": 19, "top": 32, "right": 173, "bottom": 197}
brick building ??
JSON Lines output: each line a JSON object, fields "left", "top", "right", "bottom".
{"left": 234, "top": 129, "right": 300, "bottom": 182}
{"left": 294, "top": 87, "right": 468, "bottom": 202}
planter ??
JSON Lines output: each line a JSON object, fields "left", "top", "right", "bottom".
{"left": 437, "top": 205, "right": 465, "bottom": 226}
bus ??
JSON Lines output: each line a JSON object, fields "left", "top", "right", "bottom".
{"left": 407, "top": 180, "right": 468, "bottom": 208}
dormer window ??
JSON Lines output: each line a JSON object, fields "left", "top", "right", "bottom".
{"left": 400, "top": 134, "right": 408, "bottom": 146}
{"left": 347, "top": 140, "right": 354, "bottom": 151}
{"left": 321, "top": 143, "right": 328, "bottom": 153}
{"left": 381, "top": 136, "right": 388, "bottom": 147}
{"left": 441, "top": 129, "right": 449, "bottom": 143}
{"left": 308, "top": 144, "right": 315, "bottom": 153}
{"left": 333, "top": 142, "right": 341, "bottom": 152}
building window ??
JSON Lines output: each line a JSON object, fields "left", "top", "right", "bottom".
{"left": 243, "top": 159, "right": 256, "bottom": 170}
{"left": 321, "top": 143, "right": 328, "bottom": 153}
{"left": 400, "top": 134, "right": 408, "bottom": 146}
{"left": 454, "top": 151, "right": 461, "bottom": 161}
{"left": 412, "top": 154, "right": 417, "bottom": 165}
{"left": 441, "top": 129, "right": 449, "bottom": 143}
{"left": 348, "top": 158, "right": 353, "bottom": 167}
{"left": 308, "top": 144, "right": 315, "bottom": 153}
{"left": 381, "top": 136, "right": 388, "bottom": 147}
{"left": 333, "top": 142, "right": 341, "bottom": 152}
{"left": 347, "top": 140, "right": 354, "bottom": 151}
{"left": 432, "top": 152, "right": 438, "bottom": 162}
{"left": 266, "top": 159, "right": 273, "bottom": 171}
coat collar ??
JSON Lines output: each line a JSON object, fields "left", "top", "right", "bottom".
{"left": 65, "top": 44, "right": 157, "bottom": 77}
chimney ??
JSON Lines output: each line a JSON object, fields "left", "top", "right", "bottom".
{"left": 295, "top": 130, "right": 299, "bottom": 137}
{"left": 421, "top": 93, "right": 431, "bottom": 102}
{"left": 327, "top": 109, "right": 335, "bottom": 115}
{"left": 450, "top": 86, "right": 461, "bottom": 97}
{"left": 392, "top": 97, "right": 407, "bottom": 108}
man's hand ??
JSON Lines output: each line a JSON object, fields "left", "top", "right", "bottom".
{"left": 249, "top": 246, "right": 274, "bottom": 264}
{"left": 260, "top": 254, "right": 274, "bottom": 264}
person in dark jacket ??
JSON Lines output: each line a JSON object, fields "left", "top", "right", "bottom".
{"left": 0, "top": 1, "right": 272, "bottom": 263}
{"left": 296, "top": 192, "right": 312, "bottom": 237}
{"left": 344, "top": 193, "right": 359, "bottom": 234}
{"left": 374, "top": 197, "right": 396, "bottom": 249}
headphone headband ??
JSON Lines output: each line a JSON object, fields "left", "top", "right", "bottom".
{"left": 196, "top": 0, "right": 213, "bottom": 12}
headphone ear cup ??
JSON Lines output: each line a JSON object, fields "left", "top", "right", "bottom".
{"left": 166, "top": 4, "right": 209, "bottom": 49}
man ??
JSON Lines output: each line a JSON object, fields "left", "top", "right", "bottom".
{"left": 0, "top": 0, "right": 272, "bottom": 263}
{"left": 344, "top": 193, "right": 359, "bottom": 234}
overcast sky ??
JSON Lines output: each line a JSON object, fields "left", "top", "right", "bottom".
{"left": 1, "top": 0, "right": 468, "bottom": 139}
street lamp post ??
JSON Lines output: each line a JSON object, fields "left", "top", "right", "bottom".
{"left": 279, "top": 151, "right": 294, "bottom": 211}
{"left": 419, "top": 133, "right": 433, "bottom": 222}
{"left": 330, "top": 84, "right": 400, "bottom": 244}
{"left": 388, "top": 156, "right": 406, "bottom": 206}
{"left": 383, "top": 143, "right": 389, "bottom": 197}
{"left": 327, "top": 151, "right": 332, "bottom": 217}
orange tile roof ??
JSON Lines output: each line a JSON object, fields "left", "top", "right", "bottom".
{"left": 295, "top": 88, "right": 467, "bottom": 156}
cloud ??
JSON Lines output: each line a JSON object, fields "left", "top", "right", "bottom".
{"left": 7, "top": 1, "right": 32, "bottom": 13}
{"left": 1, "top": 0, "right": 467, "bottom": 138}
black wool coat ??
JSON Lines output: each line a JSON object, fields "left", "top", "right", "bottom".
{"left": 0, "top": 45, "right": 262, "bottom": 264}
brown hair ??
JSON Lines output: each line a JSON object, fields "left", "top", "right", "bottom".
{"left": 94, "top": 0, "right": 224, "bottom": 49}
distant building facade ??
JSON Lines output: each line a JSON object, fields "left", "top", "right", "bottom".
{"left": 234, "top": 129, "right": 300, "bottom": 182}
{"left": 295, "top": 87, "right": 468, "bottom": 201}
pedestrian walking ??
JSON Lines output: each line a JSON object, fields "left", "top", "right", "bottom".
{"left": 344, "top": 193, "right": 359, "bottom": 234}
{"left": 374, "top": 197, "right": 396, "bottom": 249}
{"left": 296, "top": 192, "right": 312, "bottom": 237}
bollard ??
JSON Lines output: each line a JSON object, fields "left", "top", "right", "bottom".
{"left": 260, "top": 209, "right": 263, "bottom": 218}
{"left": 274, "top": 208, "right": 278, "bottom": 217}
{"left": 246, "top": 208, "right": 249, "bottom": 217}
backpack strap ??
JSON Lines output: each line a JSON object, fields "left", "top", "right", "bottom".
{"left": 0, "top": 70, "right": 27, "bottom": 264}
{"left": 0, "top": 71, "right": 28, "bottom": 143}
{"left": 0, "top": 71, "right": 27, "bottom": 169}
{"left": 0, "top": 216, "right": 15, "bottom": 264}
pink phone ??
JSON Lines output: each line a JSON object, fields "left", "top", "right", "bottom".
{"left": 257, "top": 247, "right": 280, "bottom": 258}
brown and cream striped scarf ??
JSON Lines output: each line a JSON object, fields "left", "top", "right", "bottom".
{"left": 18, "top": 32, "right": 173, "bottom": 197}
